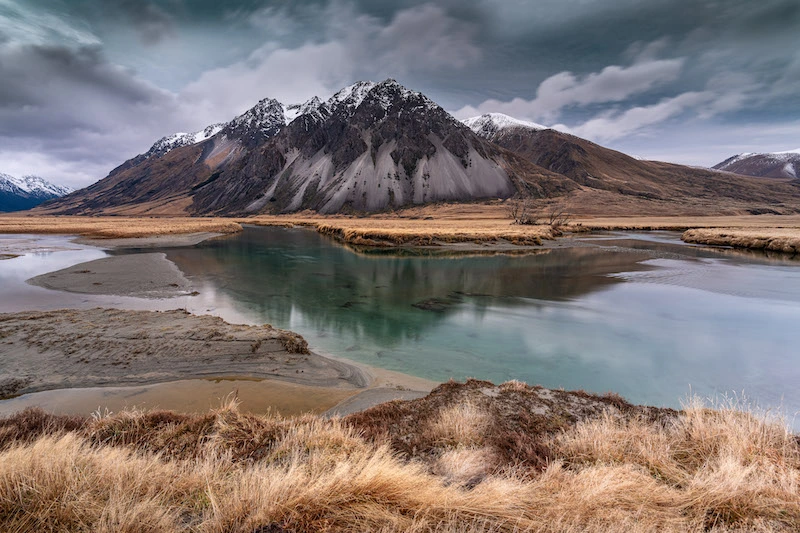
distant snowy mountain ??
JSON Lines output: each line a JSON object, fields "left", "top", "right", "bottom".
{"left": 0, "top": 173, "right": 72, "bottom": 211}
{"left": 463, "top": 113, "right": 548, "bottom": 137}
{"left": 714, "top": 149, "right": 800, "bottom": 179}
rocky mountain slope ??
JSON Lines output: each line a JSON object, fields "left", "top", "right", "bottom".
{"left": 713, "top": 150, "right": 800, "bottom": 179}
{"left": 40, "top": 85, "right": 800, "bottom": 217}
{"left": 465, "top": 113, "right": 800, "bottom": 214}
{"left": 0, "top": 173, "right": 72, "bottom": 212}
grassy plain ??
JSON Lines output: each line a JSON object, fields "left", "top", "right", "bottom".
{"left": 0, "top": 215, "right": 242, "bottom": 238}
{"left": 3, "top": 205, "right": 800, "bottom": 253}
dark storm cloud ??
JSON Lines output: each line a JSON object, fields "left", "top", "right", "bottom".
{"left": 0, "top": 41, "right": 184, "bottom": 187}
{"left": 0, "top": 44, "right": 171, "bottom": 134}
{"left": 107, "top": 0, "right": 176, "bottom": 44}
{"left": 0, "top": 0, "right": 798, "bottom": 185}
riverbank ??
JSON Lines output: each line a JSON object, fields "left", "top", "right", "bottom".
{"left": 3, "top": 208, "right": 800, "bottom": 254}
{"left": 682, "top": 227, "right": 800, "bottom": 254}
{"left": 27, "top": 253, "right": 195, "bottom": 298}
{"left": 0, "top": 215, "right": 242, "bottom": 239}
{"left": 0, "top": 379, "right": 797, "bottom": 532}
{"left": 247, "top": 208, "right": 800, "bottom": 254}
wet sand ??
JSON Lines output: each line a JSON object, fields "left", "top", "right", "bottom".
{"left": 0, "top": 308, "right": 369, "bottom": 400}
{"left": 0, "top": 378, "right": 360, "bottom": 417}
{"left": 74, "top": 231, "right": 227, "bottom": 249}
{"left": 27, "top": 253, "right": 195, "bottom": 299}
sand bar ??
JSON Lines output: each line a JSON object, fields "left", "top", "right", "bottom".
{"left": 0, "top": 308, "right": 369, "bottom": 399}
{"left": 27, "top": 253, "right": 195, "bottom": 299}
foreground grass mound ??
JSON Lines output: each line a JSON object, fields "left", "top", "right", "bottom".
{"left": 0, "top": 380, "right": 798, "bottom": 532}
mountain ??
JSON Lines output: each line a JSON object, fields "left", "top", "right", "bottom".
{"left": 464, "top": 113, "right": 800, "bottom": 214}
{"left": 41, "top": 84, "right": 800, "bottom": 217}
{"left": 713, "top": 150, "right": 800, "bottom": 179}
{"left": 43, "top": 80, "right": 574, "bottom": 216}
{"left": 0, "top": 173, "right": 72, "bottom": 212}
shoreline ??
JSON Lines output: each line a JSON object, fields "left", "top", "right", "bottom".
{"left": 2, "top": 210, "right": 800, "bottom": 255}
{"left": 0, "top": 307, "right": 435, "bottom": 417}
{"left": 0, "top": 229, "right": 437, "bottom": 417}
{"left": 0, "top": 308, "right": 370, "bottom": 399}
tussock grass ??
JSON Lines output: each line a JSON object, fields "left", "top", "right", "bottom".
{"left": 0, "top": 385, "right": 798, "bottom": 531}
{"left": 426, "top": 400, "right": 492, "bottom": 447}
{"left": 682, "top": 228, "right": 800, "bottom": 254}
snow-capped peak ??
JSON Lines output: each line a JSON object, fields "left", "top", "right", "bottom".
{"left": 0, "top": 172, "right": 72, "bottom": 197}
{"left": 284, "top": 96, "right": 323, "bottom": 124}
{"left": 147, "top": 123, "right": 225, "bottom": 159}
{"left": 326, "top": 81, "right": 377, "bottom": 111}
{"left": 775, "top": 148, "right": 800, "bottom": 155}
{"left": 463, "top": 113, "right": 548, "bottom": 138}
{"left": 227, "top": 98, "right": 285, "bottom": 132}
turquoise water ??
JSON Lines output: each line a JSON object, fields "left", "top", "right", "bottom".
{"left": 160, "top": 227, "right": 800, "bottom": 417}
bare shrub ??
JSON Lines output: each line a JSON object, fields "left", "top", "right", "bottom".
{"left": 506, "top": 198, "right": 539, "bottom": 225}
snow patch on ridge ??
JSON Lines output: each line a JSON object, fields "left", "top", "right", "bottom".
{"left": 463, "top": 113, "right": 548, "bottom": 138}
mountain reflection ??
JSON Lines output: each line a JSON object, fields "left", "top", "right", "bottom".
{"left": 163, "top": 226, "right": 652, "bottom": 343}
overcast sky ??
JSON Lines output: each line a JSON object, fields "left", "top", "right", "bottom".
{"left": 1, "top": 0, "right": 799, "bottom": 188}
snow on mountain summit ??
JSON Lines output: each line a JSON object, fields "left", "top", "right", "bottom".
{"left": 146, "top": 123, "right": 225, "bottom": 159}
{"left": 713, "top": 149, "right": 800, "bottom": 179}
{"left": 0, "top": 172, "right": 72, "bottom": 211}
{"left": 284, "top": 96, "right": 323, "bottom": 123}
{"left": 463, "top": 113, "right": 548, "bottom": 138}
{"left": 0, "top": 173, "right": 71, "bottom": 196}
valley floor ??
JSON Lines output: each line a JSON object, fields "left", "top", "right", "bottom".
{"left": 0, "top": 210, "right": 799, "bottom": 530}
{"left": 3, "top": 203, "right": 800, "bottom": 254}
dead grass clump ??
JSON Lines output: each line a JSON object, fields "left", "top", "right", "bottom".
{"left": 0, "top": 434, "right": 204, "bottom": 532}
{"left": 426, "top": 400, "right": 491, "bottom": 447}
{"left": 553, "top": 398, "right": 800, "bottom": 530}
{"left": 0, "top": 407, "right": 87, "bottom": 450}
{"left": 277, "top": 331, "right": 309, "bottom": 354}
{"left": 432, "top": 446, "right": 500, "bottom": 487}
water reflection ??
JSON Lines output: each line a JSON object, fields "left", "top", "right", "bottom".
{"left": 158, "top": 227, "right": 800, "bottom": 420}
{"left": 165, "top": 227, "right": 654, "bottom": 344}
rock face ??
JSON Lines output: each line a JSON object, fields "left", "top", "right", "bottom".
{"left": 713, "top": 150, "right": 800, "bottom": 179}
{"left": 37, "top": 80, "right": 574, "bottom": 216}
{"left": 0, "top": 173, "right": 72, "bottom": 212}
{"left": 41, "top": 85, "right": 800, "bottom": 216}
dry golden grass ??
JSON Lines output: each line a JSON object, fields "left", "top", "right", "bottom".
{"left": 574, "top": 214, "right": 800, "bottom": 230}
{"left": 0, "top": 389, "right": 798, "bottom": 532}
{"left": 250, "top": 212, "right": 553, "bottom": 247}
{"left": 3, "top": 204, "right": 800, "bottom": 252}
{"left": 0, "top": 215, "right": 242, "bottom": 239}
{"left": 683, "top": 228, "right": 800, "bottom": 254}
{"left": 426, "top": 400, "right": 492, "bottom": 447}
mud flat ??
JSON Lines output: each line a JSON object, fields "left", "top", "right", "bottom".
{"left": 27, "top": 253, "right": 195, "bottom": 299}
{"left": 0, "top": 308, "right": 369, "bottom": 400}
{"left": 74, "top": 231, "right": 229, "bottom": 249}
